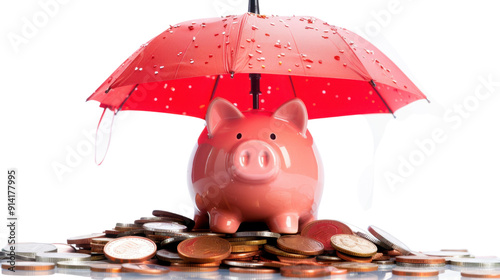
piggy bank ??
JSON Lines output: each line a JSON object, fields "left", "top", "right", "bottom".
{"left": 188, "top": 97, "right": 324, "bottom": 234}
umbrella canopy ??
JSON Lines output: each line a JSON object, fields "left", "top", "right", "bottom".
{"left": 87, "top": 13, "right": 427, "bottom": 119}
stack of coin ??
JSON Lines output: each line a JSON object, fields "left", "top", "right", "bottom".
{"left": 330, "top": 234, "right": 378, "bottom": 263}
{"left": 67, "top": 233, "right": 106, "bottom": 254}
{"left": 90, "top": 237, "right": 115, "bottom": 261}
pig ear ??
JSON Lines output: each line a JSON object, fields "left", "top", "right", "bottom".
{"left": 206, "top": 97, "right": 244, "bottom": 137}
{"left": 272, "top": 98, "right": 308, "bottom": 137}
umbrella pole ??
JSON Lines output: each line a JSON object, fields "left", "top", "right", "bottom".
{"left": 248, "top": 0, "right": 261, "bottom": 109}
{"left": 250, "top": 73, "right": 261, "bottom": 109}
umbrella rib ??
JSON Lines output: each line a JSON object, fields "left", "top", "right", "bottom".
{"left": 172, "top": 25, "right": 207, "bottom": 79}
{"left": 288, "top": 75, "right": 297, "bottom": 98}
{"left": 209, "top": 75, "right": 221, "bottom": 102}
{"left": 370, "top": 80, "right": 395, "bottom": 118}
{"left": 117, "top": 84, "right": 139, "bottom": 113}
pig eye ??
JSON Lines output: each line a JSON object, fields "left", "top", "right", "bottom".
{"left": 270, "top": 133, "right": 276, "bottom": 140}
{"left": 236, "top": 133, "right": 242, "bottom": 139}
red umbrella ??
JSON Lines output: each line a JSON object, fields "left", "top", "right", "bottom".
{"left": 87, "top": 8, "right": 427, "bottom": 120}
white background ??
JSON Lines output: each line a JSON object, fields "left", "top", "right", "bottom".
{"left": 1, "top": 0, "right": 500, "bottom": 278}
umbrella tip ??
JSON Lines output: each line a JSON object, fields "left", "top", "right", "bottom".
{"left": 248, "top": 0, "right": 260, "bottom": 14}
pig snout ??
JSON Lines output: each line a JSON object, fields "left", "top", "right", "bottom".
{"left": 229, "top": 140, "right": 280, "bottom": 183}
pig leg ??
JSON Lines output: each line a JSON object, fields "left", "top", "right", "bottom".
{"left": 267, "top": 213, "right": 299, "bottom": 234}
{"left": 193, "top": 210, "right": 210, "bottom": 230}
{"left": 208, "top": 209, "right": 241, "bottom": 233}
{"left": 298, "top": 213, "right": 315, "bottom": 232}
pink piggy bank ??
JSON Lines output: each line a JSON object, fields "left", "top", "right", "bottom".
{"left": 188, "top": 97, "right": 324, "bottom": 234}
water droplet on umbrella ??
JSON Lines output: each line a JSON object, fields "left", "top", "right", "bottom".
{"left": 305, "top": 26, "right": 314, "bottom": 29}
{"left": 193, "top": 36, "right": 196, "bottom": 41}
{"left": 322, "top": 90, "right": 326, "bottom": 94}
{"left": 306, "top": 65, "right": 312, "bottom": 69}
{"left": 177, "top": 52, "right": 183, "bottom": 56}
{"left": 303, "top": 58, "right": 313, "bottom": 63}
{"left": 261, "top": 99, "right": 265, "bottom": 103}
{"left": 248, "top": 54, "right": 254, "bottom": 58}
{"left": 218, "top": 44, "right": 221, "bottom": 48}
{"left": 334, "top": 56, "right": 340, "bottom": 60}
{"left": 190, "top": 59, "right": 195, "bottom": 64}
{"left": 154, "top": 71, "right": 158, "bottom": 75}
{"left": 280, "top": 53, "right": 286, "bottom": 57}
{"left": 270, "top": 22, "right": 275, "bottom": 26}
{"left": 386, "top": 69, "right": 391, "bottom": 72}
{"left": 214, "top": 33, "right": 219, "bottom": 36}
{"left": 347, "top": 97, "right": 351, "bottom": 100}
{"left": 267, "top": 90, "right": 271, "bottom": 94}
{"left": 246, "top": 39, "right": 252, "bottom": 42}
{"left": 374, "top": 59, "right": 380, "bottom": 63}
{"left": 279, "top": 61, "right": 282, "bottom": 65}
{"left": 301, "top": 54, "right": 307, "bottom": 57}
{"left": 261, "top": 65, "right": 265, "bottom": 68}
{"left": 154, "top": 97, "right": 158, "bottom": 101}
{"left": 166, "top": 105, "right": 169, "bottom": 109}
{"left": 404, "top": 85, "right": 408, "bottom": 89}
{"left": 222, "top": 31, "right": 226, "bottom": 35}
{"left": 339, "top": 50, "right": 344, "bottom": 53}
{"left": 139, "top": 68, "right": 143, "bottom": 71}
{"left": 335, "top": 95, "right": 339, "bottom": 98}
{"left": 257, "top": 45, "right": 261, "bottom": 48}
{"left": 252, "top": 25, "right": 258, "bottom": 30}
{"left": 343, "top": 63, "right": 347, "bottom": 67}
{"left": 205, "top": 61, "right": 208, "bottom": 64}
{"left": 318, "top": 60, "right": 323, "bottom": 64}
{"left": 188, "top": 26, "right": 194, "bottom": 30}
{"left": 295, "top": 64, "right": 300, "bottom": 67}
{"left": 256, "top": 50, "right": 262, "bottom": 54}
{"left": 392, "top": 80, "right": 397, "bottom": 84}
{"left": 169, "top": 31, "right": 173, "bottom": 34}
{"left": 349, "top": 41, "right": 354, "bottom": 45}
{"left": 233, "top": 103, "right": 238, "bottom": 107}
{"left": 171, "top": 88, "right": 175, "bottom": 92}
{"left": 209, "top": 54, "right": 214, "bottom": 58}
{"left": 265, "top": 33, "right": 270, "bottom": 36}
{"left": 322, "top": 36, "right": 328, "bottom": 39}
{"left": 160, "top": 66, "right": 164, "bottom": 69}
{"left": 153, "top": 65, "right": 157, "bottom": 68}
{"left": 134, "top": 67, "right": 138, "bottom": 70}
{"left": 288, "top": 69, "right": 292, "bottom": 72}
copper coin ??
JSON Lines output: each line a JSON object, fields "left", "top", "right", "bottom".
{"left": 1, "top": 261, "right": 55, "bottom": 271}
{"left": 104, "top": 236, "right": 157, "bottom": 263}
{"left": 121, "top": 263, "right": 170, "bottom": 275}
{"left": 152, "top": 210, "right": 195, "bottom": 229}
{"left": 226, "top": 250, "right": 262, "bottom": 260}
{"left": 301, "top": 220, "right": 353, "bottom": 252}
{"left": 330, "top": 234, "right": 377, "bottom": 257}
{"left": 317, "top": 255, "right": 343, "bottom": 262}
{"left": 231, "top": 244, "right": 260, "bottom": 253}
{"left": 264, "top": 245, "right": 309, "bottom": 259}
{"left": 177, "top": 236, "right": 231, "bottom": 263}
{"left": 333, "top": 262, "right": 379, "bottom": 272}
{"left": 229, "top": 267, "right": 279, "bottom": 274}
{"left": 277, "top": 255, "right": 317, "bottom": 265}
{"left": 67, "top": 233, "right": 106, "bottom": 245}
{"left": 281, "top": 265, "right": 347, "bottom": 277}
{"left": 396, "top": 255, "right": 446, "bottom": 264}
{"left": 90, "top": 263, "right": 122, "bottom": 273}
{"left": 277, "top": 235, "right": 324, "bottom": 256}
{"left": 170, "top": 261, "right": 221, "bottom": 267}
{"left": 169, "top": 266, "right": 219, "bottom": 272}
{"left": 387, "top": 249, "right": 402, "bottom": 257}
{"left": 90, "top": 238, "right": 115, "bottom": 245}
{"left": 392, "top": 268, "right": 439, "bottom": 277}
{"left": 461, "top": 271, "right": 500, "bottom": 278}
{"left": 336, "top": 251, "right": 373, "bottom": 263}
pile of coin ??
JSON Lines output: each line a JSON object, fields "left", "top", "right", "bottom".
{"left": 3, "top": 210, "right": 500, "bottom": 278}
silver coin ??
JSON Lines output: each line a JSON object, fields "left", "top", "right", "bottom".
{"left": 317, "top": 255, "right": 343, "bottom": 262}
{"left": 368, "top": 225, "right": 412, "bottom": 255}
{"left": 156, "top": 249, "right": 183, "bottom": 261}
{"left": 57, "top": 260, "right": 108, "bottom": 269}
{"left": 374, "top": 260, "right": 395, "bottom": 265}
{"left": 36, "top": 252, "right": 91, "bottom": 263}
{"left": 344, "top": 222, "right": 391, "bottom": 249}
{"left": 396, "top": 262, "right": 446, "bottom": 268}
{"left": 423, "top": 251, "right": 471, "bottom": 258}
{"left": 2, "top": 243, "right": 57, "bottom": 259}
{"left": 223, "top": 260, "right": 264, "bottom": 268}
{"left": 233, "top": 231, "right": 281, "bottom": 239}
{"left": 116, "top": 223, "right": 142, "bottom": 228}
{"left": 143, "top": 222, "right": 187, "bottom": 233}
{"left": 160, "top": 236, "right": 191, "bottom": 248}
{"left": 449, "top": 257, "right": 500, "bottom": 268}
